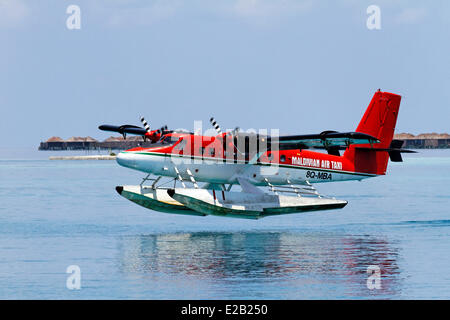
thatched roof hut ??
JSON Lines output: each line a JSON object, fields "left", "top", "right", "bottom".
{"left": 394, "top": 133, "right": 415, "bottom": 140}
{"left": 416, "top": 133, "right": 450, "bottom": 139}
{"left": 103, "top": 136, "right": 125, "bottom": 142}
{"left": 66, "top": 136, "right": 98, "bottom": 142}
{"left": 46, "top": 136, "right": 64, "bottom": 142}
{"left": 127, "top": 136, "right": 144, "bottom": 141}
{"left": 84, "top": 136, "right": 98, "bottom": 142}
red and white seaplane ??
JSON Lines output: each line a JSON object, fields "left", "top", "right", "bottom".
{"left": 99, "top": 90, "right": 413, "bottom": 219}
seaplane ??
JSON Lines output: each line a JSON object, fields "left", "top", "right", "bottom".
{"left": 99, "top": 90, "right": 414, "bottom": 219}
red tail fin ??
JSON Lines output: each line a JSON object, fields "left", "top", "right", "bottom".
{"left": 344, "top": 90, "right": 402, "bottom": 175}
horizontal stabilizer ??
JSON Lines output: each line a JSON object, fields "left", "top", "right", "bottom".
{"left": 355, "top": 139, "right": 417, "bottom": 162}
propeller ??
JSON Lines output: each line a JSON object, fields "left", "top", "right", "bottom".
{"left": 209, "top": 117, "right": 222, "bottom": 135}
{"left": 210, "top": 117, "right": 245, "bottom": 156}
{"left": 139, "top": 116, "right": 151, "bottom": 142}
{"left": 139, "top": 117, "right": 169, "bottom": 142}
{"left": 140, "top": 116, "right": 151, "bottom": 133}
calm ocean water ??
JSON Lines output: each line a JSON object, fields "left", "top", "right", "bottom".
{"left": 0, "top": 149, "right": 449, "bottom": 299}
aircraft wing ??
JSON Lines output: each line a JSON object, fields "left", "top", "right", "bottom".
{"left": 277, "top": 131, "right": 378, "bottom": 148}
{"left": 264, "top": 131, "right": 379, "bottom": 152}
{"left": 217, "top": 131, "right": 379, "bottom": 158}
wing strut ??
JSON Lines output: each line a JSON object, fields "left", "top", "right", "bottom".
{"left": 263, "top": 178, "right": 279, "bottom": 195}
{"left": 173, "top": 167, "right": 186, "bottom": 188}
{"left": 186, "top": 169, "right": 199, "bottom": 189}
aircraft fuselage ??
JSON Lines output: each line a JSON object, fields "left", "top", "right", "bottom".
{"left": 116, "top": 144, "right": 377, "bottom": 186}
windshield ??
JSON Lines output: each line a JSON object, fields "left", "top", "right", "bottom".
{"left": 160, "top": 135, "right": 181, "bottom": 144}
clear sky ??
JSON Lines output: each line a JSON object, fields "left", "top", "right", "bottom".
{"left": 1, "top": 0, "right": 449, "bottom": 149}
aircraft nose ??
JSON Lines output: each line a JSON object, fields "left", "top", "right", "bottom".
{"left": 116, "top": 152, "right": 136, "bottom": 169}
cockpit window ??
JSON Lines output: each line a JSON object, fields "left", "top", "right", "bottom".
{"left": 160, "top": 135, "right": 181, "bottom": 144}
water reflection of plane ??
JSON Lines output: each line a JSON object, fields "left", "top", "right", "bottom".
{"left": 117, "top": 232, "right": 401, "bottom": 298}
